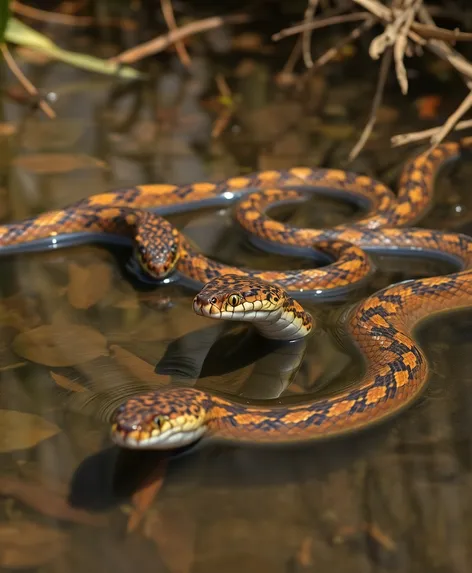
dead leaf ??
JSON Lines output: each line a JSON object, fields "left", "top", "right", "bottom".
{"left": 0, "top": 295, "right": 41, "bottom": 332}
{"left": 12, "top": 324, "right": 109, "bottom": 366}
{"left": 50, "top": 372, "right": 88, "bottom": 393}
{"left": 127, "top": 458, "right": 168, "bottom": 533}
{"left": 67, "top": 262, "right": 113, "bottom": 309}
{"left": 0, "top": 411, "right": 61, "bottom": 453}
{"left": 0, "top": 520, "right": 69, "bottom": 568}
{"left": 0, "top": 477, "right": 107, "bottom": 527}
{"left": 110, "top": 345, "right": 170, "bottom": 385}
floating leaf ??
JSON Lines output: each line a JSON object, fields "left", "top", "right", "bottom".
{"left": 5, "top": 17, "right": 144, "bottom": 79}
{"left": 50, "top": 372, "right": 87, "bottom": 393}
{"left": 12, "top": 324, "right": 108, "bottom": 366}
{"left": 0, "top": 476, "right": 107, "bottom": 526}
{"left": 0, "top": 520, "right": 69, "bottom": 568}
{"left": 67, "top": 262, "right": 112, "bottom": 309}
{"left": 110, "top": 345, "right": 170, "bottom": 385}
{"left": 0, "top": 410, "right": 60, "bottom": 453}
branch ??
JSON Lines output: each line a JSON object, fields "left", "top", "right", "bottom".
{"left": 349, "top": 47, "right": 392, "bottom": 161}
{"left": 110, "top": 14, "right": 249, "bottom": 65}
{"left": 0, "top": 44, "right": 55, "bottom": 119}
{"left": 391, "top": 119, "right": 472, "bottom": 147}
{"left": 272, "top": 12, "right": 371, "bottom": 42}
{"left": 302, "top": 0, "right": 321, "bottom": 68}
{"left": 11, "top": 0, "right": 136, "bottom": 30}
{"left": 160, "top": 0, "right": 191, "bottom": 68}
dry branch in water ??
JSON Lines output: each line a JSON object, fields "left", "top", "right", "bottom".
{"left": 160, "top": 0, "right": 191, "bottom": 67}
{"left": 110, "top": 14, "right": 249, "bottom": 65}
{"left": 274, "top": 0, "right": 472, "bottom": 156}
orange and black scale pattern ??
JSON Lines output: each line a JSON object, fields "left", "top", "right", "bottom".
{"left": 111, "top": 138, "right": 472, "bottom": 445}
{"left": 114, "top": 231, "right": 472, "bottom": 444}
{"left": 177, "top": 236, "right": 374, "bottom": 295}
{"left": 193, "top": 274, "right": 314, "bottom": 334}
{"left": 2, "top": 137, "right": 472, "bottom": 443}
{"left": 234, "top": 141, "right": 470, "bottom": 249}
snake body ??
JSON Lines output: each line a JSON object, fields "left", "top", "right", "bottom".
{"left": 1, "top": 140, "right": 472, "bottom": 448}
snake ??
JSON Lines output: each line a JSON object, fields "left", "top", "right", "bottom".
{"left": 1, "top": 139, "right": 472, "bottom": 449}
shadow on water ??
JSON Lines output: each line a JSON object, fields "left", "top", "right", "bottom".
{"left": 2, "top": 3, "right": 472, "bottom": 572}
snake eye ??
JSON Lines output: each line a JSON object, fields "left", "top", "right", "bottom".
{"left": 153, "top": 415, "right": 167, "bottom": 430}
{"left": 228, "top": 293, "right": 241, "bottom": 307}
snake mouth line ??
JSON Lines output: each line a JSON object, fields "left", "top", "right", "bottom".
{"left": 192, "top": 300, "right": 221, "bottom": 318}
{"left": 111, "top": 423, "right": 207, "bottom": 450}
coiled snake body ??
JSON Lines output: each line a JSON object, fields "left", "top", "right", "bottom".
{"left": 1, "top": 140, "right": 472, "bottom": 448}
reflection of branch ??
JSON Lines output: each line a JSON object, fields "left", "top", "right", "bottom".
{"left": 11, "top": 0, "right": 136, "bottom": 30}
{"left": 349, "top": 48, "right": 392, "bottom": 161}
{"left": 160, "top": 0, "right": 191, "bottom": 67}
{"left": 0, "top": 44, "right": 55, "bottom": 119}
{"left": 110, "top": 14, "right": 249, "bottom": 65}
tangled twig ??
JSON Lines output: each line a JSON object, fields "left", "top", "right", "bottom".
{"left": 274, "top": 0, "right": 472, "bottom": 157}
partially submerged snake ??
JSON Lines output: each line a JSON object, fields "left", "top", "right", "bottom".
{"left": 1, "top": 139, "right": 472, "bottom": 448}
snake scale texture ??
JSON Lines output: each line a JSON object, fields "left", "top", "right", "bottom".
{"left": 1, "top": 139, "right": 472, "bottom": 448}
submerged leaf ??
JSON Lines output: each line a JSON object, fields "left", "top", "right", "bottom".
{"left": 0, "top": 520, "right": 69, "bottom": 568}
{"left": 110, "top": 345, "right": 170, "bottom": 385}
{"left": 0, "top": 410, "right": 60, "bottom": 452}
{"left": 0, "top": 476, "right": 107, "bottom": 526}
{"left": 5, "top": 18, "right": 144, "bottom": 79}
{"left": 50, "top": 372, "right": 88, "bottom": 393}
{"left": 12, "top": 324, "right": 108, "bottom": 366}
{"left": 67, "top": 262, "right": 113, "bottom": 309}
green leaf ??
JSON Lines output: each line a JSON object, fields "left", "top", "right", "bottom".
{"left": 0, "top": 0, "right": 10, "bottom": 44}
{"left": 5, "top": 17, "right": 144, "bottom": 79}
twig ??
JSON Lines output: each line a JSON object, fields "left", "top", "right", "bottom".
{"left": 429, "top": 89, "right": 472, "bottom": 147}
{"left": 309, "top": 17, "right": 375, "bottom": 71}
{"left": 110, "top": 14, "right": 249, "bottom": 65}
{"left": 11, "top": 0, "right": 136, "bottom": 30}
{"left": 393, "top": 0, "right": 421, "bottom": 95}
{"left": 302, "top": 0, "right": 321, "bottom": 68}
{"left": 160, "top": 0, "right": 191, "bottom": 68}
{"left": 0, "top": 44, "right": 55, "bottom": 119}
{"left": 391, "top": 119, "right": 472, "bottom": 147}
{"left": 412, "top": 22, "right": 472, "bottom": 42}
{"left": 349, "top": 47, "right": 392, "bottom": 161}
{"left": 281, "top": 37, "right": 303, "bottom": 75}
{"left": 273, "top": 12, "right": 371, "bottom": 41}
{"left": 211, "top": 74, "right": 235, "bottom": 138}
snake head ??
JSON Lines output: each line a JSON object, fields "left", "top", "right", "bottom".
{"left": 193, "top": 274, "right": 287, "bottom": 320}
{"left": 110, "top": 388, "right": 210, "bottom": 449}
{"left": 134, "top": 215, "right": 181, "bottom": 279}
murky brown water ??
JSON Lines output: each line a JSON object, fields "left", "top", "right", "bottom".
{"left": 1, "top": 4, "right": 472, "bottom": 572}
